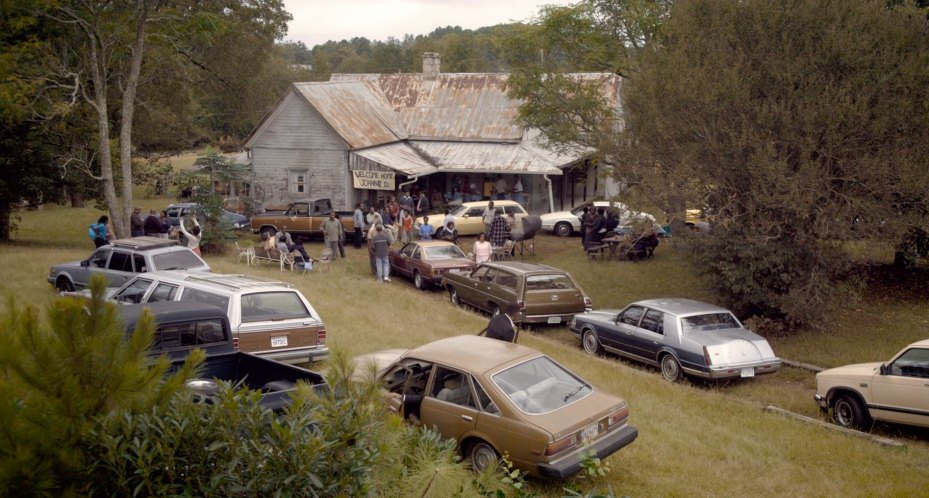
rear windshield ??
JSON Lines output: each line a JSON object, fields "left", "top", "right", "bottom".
{"left": 492, "top": 356, "right": 591, "bottom": 414}
{"left": 526, "top": 274, "right": 575, "bottom": 291}
{"left": 241, "top": 292, "right": 311, "bottom": 323}
{"left": 151, "top": 250, "right": 205, "bottom": 271}
{"left": 424, "top": 245, "right": 466, "bottom": 259}
{"left": 681, "top": 312, "right": 741, "bottom": 333}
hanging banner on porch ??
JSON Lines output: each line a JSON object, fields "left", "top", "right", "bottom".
{"left": 352, "top": 170, "right": 395, "bottom": 190}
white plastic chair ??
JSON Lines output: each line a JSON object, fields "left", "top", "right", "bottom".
{"left": 234, "top": 241, "right": 255, "bottom": 266}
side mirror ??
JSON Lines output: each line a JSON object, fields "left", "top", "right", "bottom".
{"left": 80, "top": 260, "right": 90, "bottom": 267}
{"left": 879, "top": 363, "right": 889, "bottom": 375}
{"left": 462, "top": 213, "right": 470, "bottom": 218}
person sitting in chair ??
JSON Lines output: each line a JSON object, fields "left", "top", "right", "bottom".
{"left": 436, "top": 221, "right": 459, "bottom": 245}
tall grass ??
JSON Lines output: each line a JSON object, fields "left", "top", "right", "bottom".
{"left": 4, "top": 202, "right": 929, "bottom": 496}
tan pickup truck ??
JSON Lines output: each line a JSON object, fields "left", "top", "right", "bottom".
{"left": 250, "top": 199, "right": 357, "bottom": 241}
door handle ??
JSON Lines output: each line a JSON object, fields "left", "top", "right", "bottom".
{"left": 461, "top": 415, "right": 473, "bottom": 422}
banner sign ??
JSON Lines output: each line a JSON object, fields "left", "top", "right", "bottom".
{"left": 352, "top": 170, "right": 395, "bottom": 190}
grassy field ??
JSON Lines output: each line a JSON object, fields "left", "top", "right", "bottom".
{"left": 4, "top": 202, "right": 929, "bottom": 496}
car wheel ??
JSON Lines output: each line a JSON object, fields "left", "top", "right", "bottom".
{"left": 413, "top": 271, "right": 426, "bottom": 290}
{"left": 582, "top": 328, "right": 602, "bottom": 355}
{"left": 554, "top": 222, "right": 573, "bottom": 237}
{"left": 832, "top": 394, "right": 872, "bottom": 431}
{"left": 660, "top": 354, "right": 682, "bottom": 382}
{"left": 449, "top": 287, "right": 460, "bottom": 306}
{"left": 469, "top": 440, "right": 499, "bottom": 473}
{"left": 56, "top": 277, "right": 75, "bottom": 293}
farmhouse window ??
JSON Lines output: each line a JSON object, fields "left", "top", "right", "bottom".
{"left": 289, "top": 171, "right": 308, "bottom": 194}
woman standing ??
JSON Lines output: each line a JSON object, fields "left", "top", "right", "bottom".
{"left": 473, "top": 233, "right": 492, "bottom": 264}
{"left": 88, "top": 216, "right": 110, "bottom": 248}
{"left": 179, "top": 216, "right": 202, "bottom": 256}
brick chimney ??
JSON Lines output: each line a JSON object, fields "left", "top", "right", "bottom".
{"left": 422, "top": 52, "right": 440, "bottom": 80}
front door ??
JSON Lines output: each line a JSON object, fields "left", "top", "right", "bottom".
{"left": 421, "top": 367, "right": 479, "bottom": 442}
{"left": 870, "top": 347, "right": 929, "bottom": 427}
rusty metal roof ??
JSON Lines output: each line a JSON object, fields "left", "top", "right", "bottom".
{"left": 293, "top": 81, "right": 408, "bottom": 149}
{"left": 350, "top": 142, "right": 437, "bottom": 176}
{"left": 413, "top": 140, "right": 575, "bottom": 175}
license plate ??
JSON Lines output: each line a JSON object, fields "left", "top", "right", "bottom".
{"left": 740, "top": 367, "right": 755, "bottom": 378}
{"left": 271, "top": 336, "right": 288, "bottom": 348}
{"left": 547, "top": 316, "right": 561, "bottom": 324}
{"left": 580, "top": 423, "right": 599, "bottom": 442}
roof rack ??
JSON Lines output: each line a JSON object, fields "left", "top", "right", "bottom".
{"left": 182, "top": 273, "right": 292, "bottom": 291}
{"left": 110, "top": 237, "right": 179, "bottom": 250}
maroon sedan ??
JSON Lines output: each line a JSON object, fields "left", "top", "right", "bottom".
{"left": 389, "top": 240, "right": 476, "bottom": 290}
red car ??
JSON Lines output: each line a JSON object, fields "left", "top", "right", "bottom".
{"left": 389, "top": 240, "right": 476, "bottom": 289}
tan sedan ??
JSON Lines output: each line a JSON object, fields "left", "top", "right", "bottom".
{"left": 354, "top": 335, "right": 638, "bottom": 479}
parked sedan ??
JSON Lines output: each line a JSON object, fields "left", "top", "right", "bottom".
{"left": 166, "top": 202, "right": 249, "bottom": 229}
{"left": 353, "top": 335, "right": 638, "bottom": 479}
{"left": 415, "top": 200, "right": 527, "bottom": 236}
{"left": 389, "top": 240, "right": 476, "bottom": 289}
{"left": 442, "top": 262, "right": 592, "bottom": 325}
{"left": 815, "top": 339, "right": 929, "bottom": 431}
{"left": 540, "top": 200, "right": 658, "bottom": 237}
{"left": 570, "top": 298, "right": 781, "bottom": 381}
{"left": 48, "top": 237, "right": 210, "bottom": 292}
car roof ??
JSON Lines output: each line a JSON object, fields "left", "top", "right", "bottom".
{"left": 167, "top": 203, "right": 197, "bottom": 209}
{"left": 630, "top": 298, "right": 731, "bottom": 316}
{"left": 135, "top": 271, "right": 294, "bottom": 292}
{"left": 477, "top": 261, "right": 564, "bottom": 274}
{"left": 907, "top": 339, "right": 929, "bottom": 349}
{"left": 109, "top": 237, "right": 180, "bottom": 251}
{"left": 459, "top": 200, "right": 522, "bottom": 208}
{"left": 119, "top": 301, "right": 228, "bottom": 331}
{"left": 404, "top": 336, "right": 541, "bottom": 374}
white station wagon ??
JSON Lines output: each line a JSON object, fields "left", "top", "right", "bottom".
{"left": 815, "top": 339, "right": 929, "bottom": 431}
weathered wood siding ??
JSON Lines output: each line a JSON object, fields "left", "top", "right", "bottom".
{"left": 250, "top": 91, "right": 351, "bottom": 210}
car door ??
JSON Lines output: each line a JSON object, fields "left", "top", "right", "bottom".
{"left": 79, "top": 247, "right": 113, "bottom": 288}
{"left": 390, "top": 243, "right": 416, "bottom": 277}
{"left": 870, "top": 347, "right": 929, "bottom": 427}
{"left": 609, "top": 305, "right": 647, "bottom": 360}
{"left": 630, "top": 308, "right": 666, "bottom": 362}
{"left": 459, "top": 266, "right": 497, "bottom": 312}
{"left": 104, "top": 249, "right": 138, "bottom": 288}
{"left": 459, "top": 206, "right": 486, "bottom": 235}
{"left": 113, "top": 277, "right": 156, "bottom": 304}
{"left": 379, "top": 360, "right": 432, "bottom": 420}
{"left": 420, "top": 366, "right": 478, "bottom": 443}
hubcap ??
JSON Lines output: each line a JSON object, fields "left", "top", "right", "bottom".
{"left": 583, "top": 331, "right": 598, "bottom": 353}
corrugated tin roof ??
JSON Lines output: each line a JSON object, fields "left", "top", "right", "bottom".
{"left": 351, "top": 142, "right": 437, "bottom": 176}
{"left": 334, "top": 73, "right": 523, "bottom": 141}
{"left": 414, "top": 141, "right": 571, "bottom": 175}
{"left": 293, "top": 81, "right": 408, "bottom": 149}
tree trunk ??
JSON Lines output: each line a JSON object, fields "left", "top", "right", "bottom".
{"left": 69, "top": 189, "right": 84, "bottom": 208}
{"left": 117, "top": 1, "right": 150, "bottom": 233}
{"left": 0, "top": 203, "right": 10, "bottom": 241}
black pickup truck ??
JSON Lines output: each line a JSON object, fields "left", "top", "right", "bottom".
{"left": 120, "top": 301, "right": 327, "bottom": 411}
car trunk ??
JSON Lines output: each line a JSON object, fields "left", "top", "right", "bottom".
{"left": 696, "top": 328, "right": 777, "bottom": 365}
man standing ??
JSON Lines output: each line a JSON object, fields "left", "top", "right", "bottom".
{"left": 512, "top": 175, "right": 524, "bottom": 206}
{"left": 483, "top": 303, "right": 520, "bottom": 343}
{"left": 352, "top": 204, "right": 365, "bottom": 249}
{"left": 414, "top": 192, "right": 430, "bottom": 217}
{"left": 494, "top": 175, "right": 508, "bottom": 200}
{"left": 321, "top": 212, "right": 342, "bottom": 259}
{"left": 371, "top": 224, "right": 392, "bottom": 283}
{"left": 130, "top": 207, "right": 145, "bottom": 237}
{"left": 482, "top": 200, "right": 495, "bottom": 237}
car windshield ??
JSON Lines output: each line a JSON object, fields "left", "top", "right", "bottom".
{"left": 681, "top": 312, "right": 741, "bottom": 333}
{"left": 450, "top": 205, "right": 470, "bottom": 217}
{"left": 424, "top": 245, "right": 466, "bottom": 259}
{"left": 151, "top": 250, "right": 205, "bottom": 271}
{"left": 241, "top": 292, "right": 311, "bottom": 323}
{"left": 492, "top": 356, "right": 591, "bottom": 414}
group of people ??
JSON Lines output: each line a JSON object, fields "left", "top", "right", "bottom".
{"left": 89, "top": 208, "right": 202, "bottom": 256}
{"left": 580, "top": 206, "right": 660, "bottom": 261}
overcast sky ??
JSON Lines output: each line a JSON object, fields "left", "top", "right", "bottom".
{"left": 283, "top": 0, "right": 575, "bottom": 48}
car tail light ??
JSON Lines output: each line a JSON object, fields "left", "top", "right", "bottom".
{"left": 232, "top": 336, "right": 240, "bottom": 351}
{"left": 517, "top": 299, "right": 526, "bottom": 312}
{"left": 703, "top": 346, "right": 712, "bottom": 366}
{"left": 544, "top": 434, "right": 578, "bottom": 456}
{"left": 607, "top": 406, "right": 629, "bottom": 427}
{"left": 318, "top": 328, "right": 326, "bottom": 345}
{"left": 584, "top": 297, "right": 593, "bottom": 311}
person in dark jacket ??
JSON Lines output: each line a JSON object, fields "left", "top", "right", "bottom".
{"left": 483, "top": 303, "right": 520, "bottom": 343}
{"left": 144, "top": 209, "right": 161, "bottom": 237}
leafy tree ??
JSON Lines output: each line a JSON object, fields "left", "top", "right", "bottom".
{"left": 621, "top": 0, "right": 929, "bottom": 325}
{"left": 0, "top": 277, "right": 199, "bottom": 497}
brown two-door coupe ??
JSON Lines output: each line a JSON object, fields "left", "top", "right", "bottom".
{"left": 353, "top": 335, "right": 638, "bottom": 479}
{"left": 389, "top": 240, "right": 476, "bottom": 289}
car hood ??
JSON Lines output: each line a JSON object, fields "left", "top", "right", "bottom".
{"left": 539, "top": 211, "right": 576, "bottom": 222}
{"left": 350, "top": 349, "right": 407, "bottom": 382}
{"left": 818, "top": 362, "right": 882, "bottom": 379}
{"left": 578, "top": 309, "right": 621, "bottom": 323}
{"left": 52, "top": 260, "right": 84, "bottom": 270}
